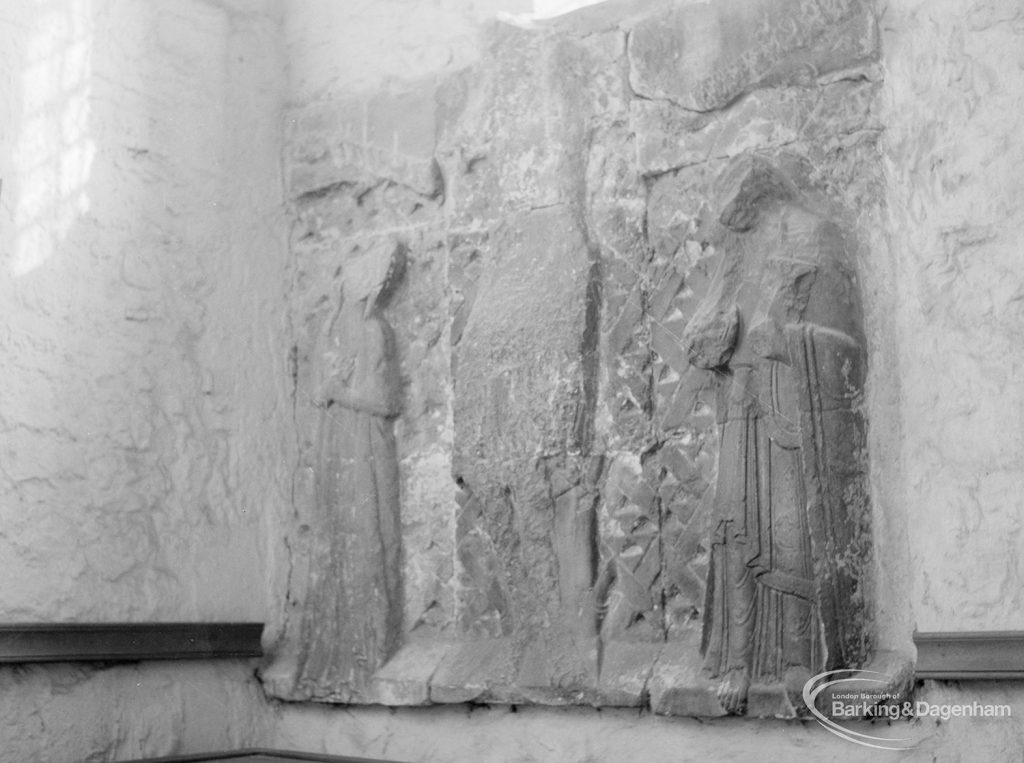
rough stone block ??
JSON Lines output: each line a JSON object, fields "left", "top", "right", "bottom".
{"left": 365, "top": 86, "right": 438, "bottom": 162}
{"left": 647, "top": 639, "right": 726, "bottom": 717}
{"left": 370, "top": 640, "right": 452, "bottom": 706}
{"left": 628, "top": 0, "right": 878, "bottom": 112}
{"left": 287, "top": 140, "right": 440, "bottom": 199}
{"left": 596, "top": 641, "right": 663, "bottom": 707}
{"left": 633, "top": 77, "right": 881, "bottom": 177}
{"left": 517, "top": 633, "right": 600, "bottom": 705}
{"left": 286, "top": 84, "right": 441, "bottom": 199}
{"left": 452, "top": 206, "right": 596, "bottom": 642}
{"left": 429, "top": 639, "right": 521, "bottom": 704}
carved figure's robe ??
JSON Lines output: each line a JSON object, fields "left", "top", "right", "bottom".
{"left": 688, "top": 199, "right": 868, "bottom": 686}
{"left": 297, "top": 308, "right": 402, "bottom": 697}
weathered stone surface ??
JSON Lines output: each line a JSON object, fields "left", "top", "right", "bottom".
{"left": 628, "top": 0, "right": 878, "bottom": 112}
{"left": 648, "top": 640, "right": 726, "bottom": 717}
{"left": 452, "top": 205, "right": 596, "bottom": 644}
{"left": 517, "top": 632, "right": 601, "bottom": 705}
{"left": 595, "top": 642, "right": 662, "bottom": 707}
{"left": 370, "top": 639, "right": 452, "bottom": 706}
{"left": 436, "top": 26, "right": 563, "bottom": 221}
{"left": 290, "top": 243, "right": 406, "bottom": 703}
{"left": 271, "top": 0, "right": 885, "bottom": 715}
{"left": 286, "top": 82, "right": 442, "bottom": 198}
{"left": 632, "top": 77, "right": 883, "bottom": 175}
{"left": 429, "top": 639, "right": 521, "bottom": 704}
{"left": 683, "top": 159, "right": 872, "bottom": 716}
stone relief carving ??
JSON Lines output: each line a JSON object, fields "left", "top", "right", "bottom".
{"left": 683, "top": 163, "right": 870, "bottom": 714}
{"left": 265, "top": 0, "right": 891, "bottom": 717}
{"left": 293, "top": 243, "right": 407, "bottom": 700}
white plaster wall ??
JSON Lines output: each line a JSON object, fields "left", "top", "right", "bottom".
{"left": 0, "top": 661, "right": 272, "bottom": 762}
{"left": 0, "top": 0, "right": 288, "bottom": 759}
{"left": 284, "top": 0, "right": 531, "bottom": 101}
{"left": 0, "top": 0, "right": 1023, "bottom": 760}
{"left": 881, "top": 0, "right": 1024, "bottom": 632}
{"left": 0, "top": 0, "right": 289, "bottom": 622}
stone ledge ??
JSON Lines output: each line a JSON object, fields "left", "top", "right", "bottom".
{"left": 265, "top": 631, "right": 899, "bottom": 718}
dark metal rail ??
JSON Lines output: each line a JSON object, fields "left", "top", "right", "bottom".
{"left": 0, "top": 622, "right": 263, "bottom": 662}
{"left": 915, "top": 630, "right": 1024, "bottom": 679}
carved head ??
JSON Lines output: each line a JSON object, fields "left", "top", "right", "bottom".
{"left": 342, "top": 241, "right": 407, "bottom": 316}
{"left": 718, "top": 162, "right": 799, "bottom": 233}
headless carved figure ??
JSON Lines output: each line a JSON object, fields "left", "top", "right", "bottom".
{"left": 684, "top": 166, "right": 868, "bottom": 714}
{"left": 296, "top": 251, "right": 403, "bottom": 697}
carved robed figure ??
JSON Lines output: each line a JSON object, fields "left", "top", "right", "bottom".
{"left": 683, "top": 165, "right": 869, "bottom": 713}
{"left": 295, "top": 244, "right": 406, "bottom": 698}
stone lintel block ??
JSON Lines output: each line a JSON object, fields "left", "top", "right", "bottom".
{"left": 628, "top": 0, "right": 878, "bottom": 113}
{"left": 440, "top": 21, "right": 631, "bottom": 222}
{"left": 288, "top": 141, "right": 440, "bottom": 200}
{"left": 632, "top": 90, "right": 808, "bottom": 175}
{"left": 428, "top": 638, "right": 522, "bottom": 704}
{"left": 287, "top": 97, "right": 364, "bottom": 144}
{"left": 364, "top": 87, "right": 438, "bottom": 161}
{"left": 369, "top": 639, "right": 452, "bottom": 706}
{"left": 632, "top": 78, "right": 881, "bottom": 178}
{"left": 287, "top": 86, "right": 440, "bottom": 199}
{"left": 596, "top": 641, "right": 663, "bottom": 707}
{"left": 288, "top": 85, "right": 437, "bottom": 161}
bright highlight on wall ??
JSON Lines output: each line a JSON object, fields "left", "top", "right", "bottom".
{"left": 531, "top": 0, "right": 606, "bottom": 17}
{"left": 499, "top": 0, "right": 607, "bottom": 25}
{"left": 11, "top": 0, "right": 95, "bottom": 277}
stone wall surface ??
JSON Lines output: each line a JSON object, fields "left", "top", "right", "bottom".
{"left": 265, "top": 0, "right": 1024, "bottom": 756}
{"left": 261, "top": 1, "right": 545, "bottom": 690}
{"left": 268, "top": 0, "right": 892, "bottom": 719}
